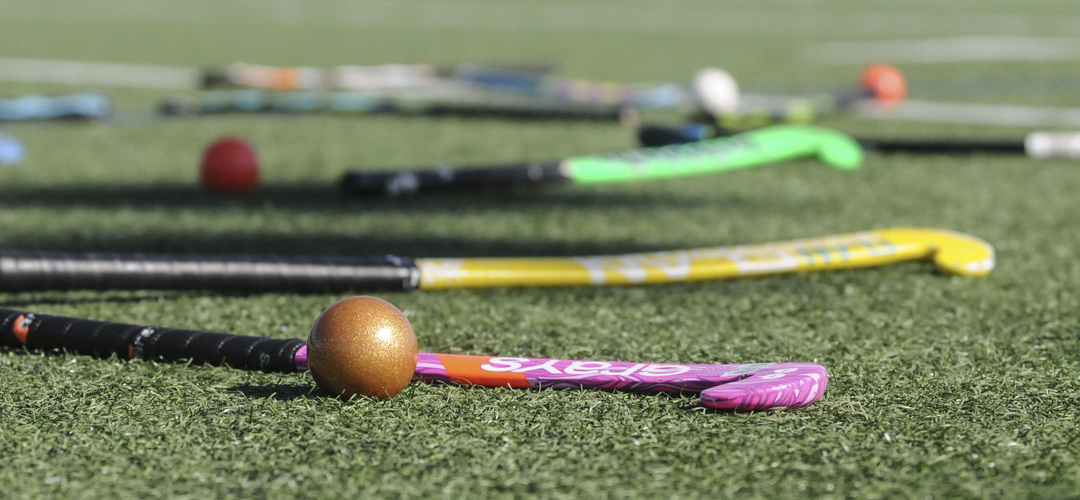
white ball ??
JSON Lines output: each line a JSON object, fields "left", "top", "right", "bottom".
{"left": 692, "top": 68, "right": 740, "bottom": 115}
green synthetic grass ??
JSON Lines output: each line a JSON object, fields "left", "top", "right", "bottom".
{"left": 1, "top": 1, "right": 1079, "bottom": 498}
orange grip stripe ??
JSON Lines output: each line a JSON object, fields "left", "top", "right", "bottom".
{"left": 436, "top": 354, "right": 531, "bottom": 388}
{"left": 12, "top": 314, "right": 29, "bottom": 344}
{"left": 271, "top": 69, "right": 301, "bottom": 90}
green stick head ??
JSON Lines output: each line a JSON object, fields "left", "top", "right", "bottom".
{"left": 750, "top": 125, "right": 864, "bottom": 170}
{"left": 566, "top": 125, "right": 863, "bottom": 185}
{"left": 815, "top": 129, "right": 864, "bottom": 170}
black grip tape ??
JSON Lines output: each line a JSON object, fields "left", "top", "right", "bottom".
{"left": 340, "top": 161, "right": 566, "bottom": 196}
{"left": 0, "top": 308, "right": 304, "bottom": 372}
{"left": 637, "top": 125, "right": 712, "bottom": 148}
{"left": 0, "top": 252, "right": 418, "bottom": 293}
{"left": 859, "top": 139, "right": 1023, "bottom": 155}
{"left": 419, "top": 103, "right": 620, "bottom": 121}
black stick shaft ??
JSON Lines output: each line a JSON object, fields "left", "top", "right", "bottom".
{"left": 637, "top": 124, "right": 1027, "bottom": 155}
{"left": 859, "top": 139, "right": 1023, "bottom": 155}
{"left": 159, "top": 90, "right": 621, "bottom": 121}
{"left": 340, "top": 161, "right": 567, "bottom": 196}
{"left": 417, "top": 102, "right": 619, "bottom": 120}
{"left": 0, "top": 308, "right": 303, "bottom": 372}
{"left": 0, "top": 252, "right": 418, "bottom": 293}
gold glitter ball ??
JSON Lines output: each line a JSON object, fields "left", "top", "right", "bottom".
{"left": 307, "top": 296, "right": 418, "bottom": 400}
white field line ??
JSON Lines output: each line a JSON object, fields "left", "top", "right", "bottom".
{"left": 807, "top": 36, "right": 1080, "bottom": 64}
{"left": 857, "top": 100, "right": 1080, "bottom": 128}
{"left": 0, "top": 58, "right": 198, "bottom": 89}
{"left": 2, "top": 0, "right": 1079, "bottom": 37}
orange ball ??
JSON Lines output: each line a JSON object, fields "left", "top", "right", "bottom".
{"left": 859, "top": 63, "right": 906, "bottom": 106}
{"left": 307, "top": 296, "right": 419, "bottom": 400}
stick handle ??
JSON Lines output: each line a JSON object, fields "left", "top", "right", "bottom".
{"left": 0, "top": 92, "right": 110, "bottom": 121}
{"left": 0, "top": 308, "right": 304, "bottom": 372}
{"left": 160, "top": 88, "right": 623, "bottom": 121}
{"left": 1024, "top": 132, "right": 1080, "bottom": 158}
{"left": 0, "top": 252, "right": 418, "bottom": 292}
{"left": 342, "top": 125, "right": 840, "bottom": 197}
{"left": 339, "top": 161, "right": 567, "bottom": 196}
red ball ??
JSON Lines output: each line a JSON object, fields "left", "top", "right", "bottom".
{"left": 200, "top": 136, "right": 260, "bottom": 193}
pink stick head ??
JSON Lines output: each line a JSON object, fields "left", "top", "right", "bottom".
{"left": 699, "top": 363, "right": 828, "bottom": 411}
{"left": 413, "top": 353, "right": 828, "bottom": 411}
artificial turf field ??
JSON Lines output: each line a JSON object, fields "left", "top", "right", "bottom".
{"left": 1, "top": 0, "right": 1079, "bottom": 497}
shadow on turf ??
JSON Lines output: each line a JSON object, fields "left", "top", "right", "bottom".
{"left": 0, "top": 180, "right": 827, "bottom": 258}
{"left": 0, "top": 180, "right": 736, "bottom": 215}
{"left": 0, "top": 291, "right": 190, "bottom": 308}
{"left": 231, "top": 383, "right": 317, "bottom": 401}
{"left": 0, "top": 220, "right": 775, "bottom": 258}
